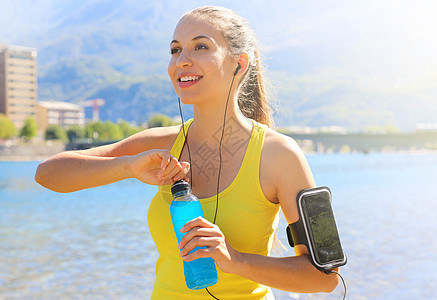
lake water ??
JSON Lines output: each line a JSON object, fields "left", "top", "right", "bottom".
{"left": 1, "top": 153, "right": 437, "bottom": 299}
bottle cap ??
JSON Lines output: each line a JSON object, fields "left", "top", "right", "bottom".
{"left": 171, "top": 179, "right": 191, "bottom": 196}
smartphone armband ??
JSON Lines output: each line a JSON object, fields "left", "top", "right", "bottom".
{"left": 286, "top": 186, "right": 347, "bottom": 271}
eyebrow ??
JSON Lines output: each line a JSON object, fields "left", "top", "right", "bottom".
{"left": 170, "top": 35, "right": 214, "bottom": 46}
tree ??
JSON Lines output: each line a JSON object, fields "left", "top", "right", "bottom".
{"left": 118, "top": 120, "right": 140, "bottom": 138}
{"left": 85, "top": 120, "right": 123, "bottom": 141}
{"left": 0, "top": 114, "right": 16, "bottom": 139}
{"left": 102, "top": 120, "right": 123, "bottom": 140}
{"left": 20, "top": 116, "right": 38, "bottom": 140}
{"left": 148, "top": 114, "right": 177, "bottom": 128}
{"left": 366, "top": 123, "right": 400, "bottom": 134}
{"left": 45, "top": 124, "right": 67, "bottom": 141}
{"left": 66, "top": 125, "right": 85, "bottom": 143}
{"left": 85, "top": 121, "right": 105, "bottom": 140}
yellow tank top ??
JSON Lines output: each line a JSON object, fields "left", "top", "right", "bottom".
{"left": 147, "top": 119, "right": 280, "bottom": 300}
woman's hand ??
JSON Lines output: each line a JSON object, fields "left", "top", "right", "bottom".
{"left": 177, "top": 217, "right": 241, "bottom": 274}
{"left": 128, "top": 149, "right": 190, "bottom": 185}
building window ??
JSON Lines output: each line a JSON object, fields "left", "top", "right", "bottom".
{"left": 8, "top": 64, "right": 34, "bottom": 69}
{"left": 8, "top": 71, "right": 35, "bottom": 76}
{"left": 8, "top": 79, "right": 35, "bottom": 84}
{"left": 8, "top": 54, "right": 34, "bottom": 60}
{"left": 8, "top": 87, "right": 35, "bottom": 92}
{"left": 9, "top": 95, "right": 36, "bottom": 100}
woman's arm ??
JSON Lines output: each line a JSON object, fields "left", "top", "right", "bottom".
{"left": 179, "top": 222, "right": 339, "bottom": 293}
{"left": 35, "top": 126, "right": 189, "bottom": 193}
{"left": 177, "top": 132, "right": 340, "bottom": 293}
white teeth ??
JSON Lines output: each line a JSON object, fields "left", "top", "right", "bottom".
{"left": 180, "top": 76, "right": 200, "bottom": 82}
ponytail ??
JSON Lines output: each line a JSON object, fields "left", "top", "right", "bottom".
{"left": 237, "top": 46, "right": 273, "bottom": 128}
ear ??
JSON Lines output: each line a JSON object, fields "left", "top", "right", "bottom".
{"left": 236, "top": 52, "right": 249, "bottom": 75}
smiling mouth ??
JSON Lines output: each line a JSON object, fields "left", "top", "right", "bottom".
{"left": 178, "top": 75, "right": 203, "bottom": 82}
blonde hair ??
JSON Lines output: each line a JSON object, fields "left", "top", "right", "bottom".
{"left": 182, "top": 6, "right": 273, "bottom": 128}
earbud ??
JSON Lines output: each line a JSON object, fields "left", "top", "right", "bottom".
{"left": 233, "top": 62, "right": 241, "bottom": 76}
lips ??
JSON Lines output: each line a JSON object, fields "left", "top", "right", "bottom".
{"left": 177, "top": 75, "right": 203, "bottom": 88}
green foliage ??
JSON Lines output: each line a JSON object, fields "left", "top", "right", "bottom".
{"left": 45, "top": 124, "right": 67, "bottom": 141}
{"left": 66, "top": 120, "right": 140, "bottom": 142}
{"left": 0, "top": 114, "right": 16, "bottom": 139}
{"left": 20, "top": 117, "right": 38, "bottom": 140}
{"left": 85, "top": 120, "right": 124, "bottom": 141}
{"left": 148, "top": 114, "right": 177, "bottom": 128}
{"left": 66, "top": 125, "right": 85, "bottom": 143}
{"left": 118, "top": 120, "right": 141, "bottom": 138}
{"left": 366, "top": 124, "right": 400, "bottom": 134}
{"left": 102, "top": 120, "right": 123, "bottom": 140}
{"left": 85, "top": 121, "right": 105, "bottom": 140}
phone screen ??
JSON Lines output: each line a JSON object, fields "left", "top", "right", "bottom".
{"left": 301, "top": 191, "right": 345, "bottom": 266}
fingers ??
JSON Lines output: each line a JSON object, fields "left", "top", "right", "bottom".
{"left": 176, "top": 218, "right": 239, "bottom": 274}
{"left": 180, "top": 241, "right": 217, "bottom": 262}
{"left": 178, "top": 225, "right": 218, "bottom": 249}
{"left": 156, "top": 151, "right": 190, "bottom": 183}
{"left": 180, "top": 217, "right": 215, "bottom": 233}
{"left": 158, "top": 151, "right": 177, "bottom": 176}
{"left": 175, "top": 161, "right": 190, "bottom": 182}
{"left": 178, "top": 217, "right": 223, "bottom": 260}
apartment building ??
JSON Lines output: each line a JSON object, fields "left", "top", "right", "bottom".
{"left": 0, "top": 44, "right": 37, "bottom": 130}
{"left": 36, "top": 100, "right": 85, "bottom": 132}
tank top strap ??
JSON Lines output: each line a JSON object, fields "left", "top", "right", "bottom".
{"left": 171, "top": 119, "right": 194, "bottom": 159}
{"left": 250, "top": 120, "right": 267, "bottom": 162}
{"left": 240, "top": 120, "right": 267, "bottom": 183}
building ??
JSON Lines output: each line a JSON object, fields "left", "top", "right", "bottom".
{"left": 36, "top": 101, "right": 85, "bottom": 133}
{"left": 0, "top": 44, "right": 37, "bottom": 130}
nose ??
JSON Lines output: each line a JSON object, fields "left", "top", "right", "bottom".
{"left": 176, "top": 49, "right": 192, "bottom": 69}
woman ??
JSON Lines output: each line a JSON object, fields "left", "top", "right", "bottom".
{"left": 36, "top": 6, "right": 340, "bottom": 299}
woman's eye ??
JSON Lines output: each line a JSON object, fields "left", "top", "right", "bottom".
{"left": 170, "top": 48, "right": 180, "bottom": 55}
{"left": 195, "top": 44, "right": 208, "bottom": 50}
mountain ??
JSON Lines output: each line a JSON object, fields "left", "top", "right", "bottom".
{"left": 1, "top": 0, "right": 436, "bottom": 131}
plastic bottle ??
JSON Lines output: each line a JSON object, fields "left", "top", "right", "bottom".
{"left": 170, "top": 180, "right": 218, "bottom": 290}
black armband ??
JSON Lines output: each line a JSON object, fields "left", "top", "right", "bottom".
{"left": 286, "top": 186, "right": 347, "bottom": 271}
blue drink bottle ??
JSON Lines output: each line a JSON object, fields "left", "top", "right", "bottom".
{"left": 170, "top": 180, "right": 218, "bottom": 290}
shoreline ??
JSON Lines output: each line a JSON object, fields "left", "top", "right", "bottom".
{"left": 1, "top": 132, "right": 437, "bottom": 161}
{"left": 2, "top": 149, "right": 437, "bottom": 162}
{"left": 0, "top": 155, "right": 53, "bottom": 162}
{"left": 0, "top": 140, "right": 65, "bottom": 162}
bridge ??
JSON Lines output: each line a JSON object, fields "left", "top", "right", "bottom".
{"left": 64, "top": 132, "right": 437, "bottom": 154}
{"left": 284, "top": 132, "right": 437, "bottom": 153}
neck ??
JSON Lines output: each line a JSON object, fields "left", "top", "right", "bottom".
{"left": 189, "top": 98, "right": 252, "bottom": 143}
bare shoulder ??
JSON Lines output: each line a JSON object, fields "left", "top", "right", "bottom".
{"left": 79, "top": 125, "right": 182, "bottom": 157}
{"left": 262, "top": 128, "right": 312, "bottom": 187}
{"left": 263, "top": 128, "right": 308, "bottom": 170}
{"left": 260, "top": 128, "right": 315, "bottom": 221}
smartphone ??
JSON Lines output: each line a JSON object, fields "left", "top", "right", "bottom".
{"left": 287, "top": 187, "right": 347, "bottom": 271}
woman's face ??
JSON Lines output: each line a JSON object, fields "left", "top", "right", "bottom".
{"left": 168, "top": 15, "right": 237, "bottom": 105}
